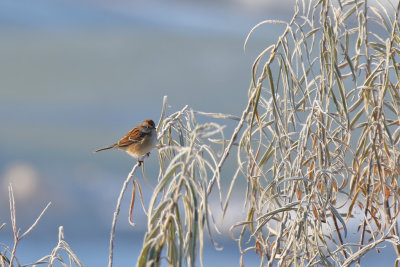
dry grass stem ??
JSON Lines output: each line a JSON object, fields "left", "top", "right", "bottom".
{"left": 108, "top": 161, "right": 141, "bottom": 267}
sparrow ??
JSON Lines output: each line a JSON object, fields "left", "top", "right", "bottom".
{"left": 95, "top": 119, "right": 157, "bottom": 165}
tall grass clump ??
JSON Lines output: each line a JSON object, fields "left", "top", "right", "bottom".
{"left": 124, "top": 0, "right": 400, "bottom": 266}
{"left": 236, "top": 0, "right": 400, "bottom": 266}
{"left": 134, "top": 102, "right": 234, "bottom": 267}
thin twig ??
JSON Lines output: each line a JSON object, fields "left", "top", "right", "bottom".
{"left": 8, "top": 185, "right": 18, "bottom": 267}
{"left": 342, "top": 221, "right": 399, "bottom": 267}
{"left": 8, "top": 185, "right": 52, "bottom": 267}
{"left": 108, "top": 162, "right": 140, "bottom": 267}
{"left": 206, "top": 87, "right": 258, "bottom": 195}
{"left": 20, "top": 202, "right": 52, "bottom": 240}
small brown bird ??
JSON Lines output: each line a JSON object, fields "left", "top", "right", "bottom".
{"left": 95, "top": 119, "right": 157, "bottom": 165}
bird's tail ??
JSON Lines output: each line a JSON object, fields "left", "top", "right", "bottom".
{"left": 94, "top": 144, "right": 115, "bottom": 153}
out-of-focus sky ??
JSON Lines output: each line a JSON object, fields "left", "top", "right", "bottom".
{"left": 0, "top": 0, "right": 396, "bottom": 266}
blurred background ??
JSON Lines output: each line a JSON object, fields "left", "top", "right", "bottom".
{"left": 0, "top": 0, "right": 395, "bottom": 266}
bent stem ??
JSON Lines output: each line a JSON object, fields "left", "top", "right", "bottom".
{"left": 8, "top": 185, "right": 51, "bottom": 267}
{"left": 108, "top": 161, "right": 140, "bottom": 267}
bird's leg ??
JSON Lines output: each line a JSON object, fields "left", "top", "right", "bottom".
{"left": 137, "top": 153, "right": 151, "bottom": 166}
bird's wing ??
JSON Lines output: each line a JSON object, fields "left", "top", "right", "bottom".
{"left": 116, "top": 127, "right": 147, "bottom": 147}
